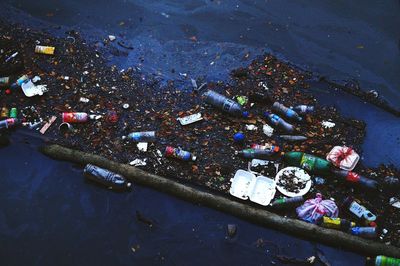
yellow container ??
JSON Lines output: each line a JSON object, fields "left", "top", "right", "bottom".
{"left": 321, "top": 217, "right": 356, "bottom": 230}
{"left": 1, "top": 107, "right": 9, "bottom": 119}
{"left": 35, "top": 45, "right": 55, "bottom": 55}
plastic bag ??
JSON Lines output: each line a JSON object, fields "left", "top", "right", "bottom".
{"left": 296, "top": 193, "right": 338, "bottom": 224}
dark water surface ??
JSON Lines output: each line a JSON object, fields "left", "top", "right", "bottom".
{"left": 1, "top": 1, "right": 400, "bottom": 265}
{"left": 1, "top": 0, "right": 400, "bottom": 106}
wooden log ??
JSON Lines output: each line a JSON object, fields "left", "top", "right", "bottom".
{"left": 40, "top": 144, "right": 400, "bottom": 257}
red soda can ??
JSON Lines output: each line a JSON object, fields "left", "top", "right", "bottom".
{"left": 62, "top": 112, "right": 88, "bottom": 123}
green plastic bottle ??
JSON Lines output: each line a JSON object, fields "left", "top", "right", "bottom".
{"left": 283, "top": 152, "right": 332, "bottom": 175}
{"left": 374, "top": 256, "right": 400, "bottom": 266}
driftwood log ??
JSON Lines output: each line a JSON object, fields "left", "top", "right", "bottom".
{"left": 40, "top": 144, "right": 400, "bottom": 257}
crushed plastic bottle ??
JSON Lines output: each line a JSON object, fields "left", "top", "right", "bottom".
{"left": 264, "top": 112, "right": 294, "bottom": 133}
{"left": 122, "top": 131, "right": 156, "bottom": 142}
{"left": 165, "top": 146, "right": 196, "bottom": 161}
{"left": 203, "top": 90, "right": 248, "bottom": 118}
{"left": 272, "top": 102, "right": 302, "bottom": 121}
{"left": 84, "top": 164, "right": 131, "bottom": 190}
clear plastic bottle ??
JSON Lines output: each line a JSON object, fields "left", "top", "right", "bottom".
{"left": 264, "top": 112, "right": 294, "bottom": 132}
{"left": 83, "top": 164, "right": 131, "bottom": 190}
{"left": 272, "top": 102, "right": 302, "bottom": 121}
{"left": 203, "top": 90, "right": 248, "bottom": 117}
{"left": 122, "top": 131, "right": 156, "bottom": 142}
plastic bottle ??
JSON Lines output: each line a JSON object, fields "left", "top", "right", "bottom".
{"left": 250, "top": 143, "right": 280, "bottom": 153}
{"left": 349, "top": 227, "right": 377, "bottom": 238}
{"left": 279, "top": 135, "right": 307, "bottom": 142}
{"left": 236, "top": 148, "right": 279, "bottom": 159}
{"left": 270, "top": 196, "right": 304, "bottom": 208}
{"left": 203, "top": 90, "right": 248, "bottom": 118}
{"left": 62, "top": 112, "right": 88, "bottom": 123}
{"left": 264, "top": 112, "right": 294, "bottom": 133}
{"left": 122, "top": 131, "right": 156, "bottom": 142}
{"left": 10, "top": 75, "right": 29, "bottom": 89}
{"left": 342, "top": 196, "right": 377, "bottom": 223}
{"left": 374, "top": 256, "right": 400, "bottom": 266}
{"left": 272, "top": 102, "right": 302, "bottom": 121}
{"left": 331, "top": 168, "right": 378, "bottom": 189}
{"left": 366, "top": 256, "right": 400, "bottom": 266}
{"left": 283, "top": 152, "right": 332, "bottom": 175}
{"left": 165, "top": 146, "right": 196, "bottom": 161}
{"left": 9, "top": 108, "right": 17, "bottom": 119}
{"left": 0, "top": 118, "right": 18, "bottom": 130}
{"left": 83, "top": 164, "right": 131, "bottom": 190}
{"left": 293, "top": 105, "right": 314, "bottom": 114}
{"left": 320, "top": 217, "right": 355, "bottom": 231}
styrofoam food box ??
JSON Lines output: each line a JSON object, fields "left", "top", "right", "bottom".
{"left": 230, "top": 169, "right": 276, "bottom": 206}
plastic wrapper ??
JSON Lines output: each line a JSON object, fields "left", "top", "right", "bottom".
{"left": 296, "top": 193, "right": 338, "bottom": 224}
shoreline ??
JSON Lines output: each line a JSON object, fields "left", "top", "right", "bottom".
{"left": 1, "top": 18, "right": 399, "bottom": 252}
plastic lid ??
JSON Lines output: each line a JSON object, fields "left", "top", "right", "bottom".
{"left": 263, "top": 111, "right": 270, "bottom": 117}
{"left": 242, "top": 111, "right": 249, "bottom": 118}
{"left": 191, "top": 156, "right": 197, "bottom": 161}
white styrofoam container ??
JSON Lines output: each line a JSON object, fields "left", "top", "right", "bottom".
{"left": 230, "top": 169, "right": 276, "bottom": 206}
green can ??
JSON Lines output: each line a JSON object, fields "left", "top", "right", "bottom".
{"left": 9, "top": 108, "right": 17, "bottom": 119}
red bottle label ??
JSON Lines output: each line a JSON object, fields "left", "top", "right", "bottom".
{"left": 346, "top": 172, "right": 360, "bottom": 183}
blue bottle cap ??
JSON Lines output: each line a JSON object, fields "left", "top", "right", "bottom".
{"left": 242, "top": 111, "right": 249, "bottom": 118}
{"left": 233, "top": 132, "right": 245, "bottom": 142}
{"left": 263, "top": 111, "right": 270, "bottom": 117}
